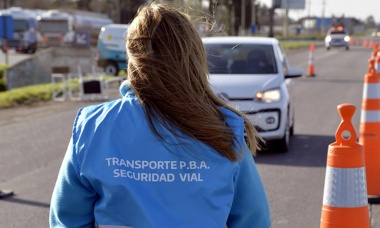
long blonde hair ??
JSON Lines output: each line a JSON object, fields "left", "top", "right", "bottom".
{"left": 126, "top": 3, "right": 261, "bottom": 161}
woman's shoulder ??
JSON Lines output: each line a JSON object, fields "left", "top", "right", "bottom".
{"left": 219, "top": 106, "right": 244, "bottom": 137}
{"left": 76, "top": 80, "right": 139, "bottom": 124}
{"left": 77, "top": 99, "right": 122, "bottom": 120}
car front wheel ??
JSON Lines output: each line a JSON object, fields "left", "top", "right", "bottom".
{"left": 104, "top": 61, "right": 119, "bottom": 76}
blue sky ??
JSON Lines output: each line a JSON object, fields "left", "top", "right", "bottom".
{"left": 259, "top": 0, "right": 380, "bottom": 23}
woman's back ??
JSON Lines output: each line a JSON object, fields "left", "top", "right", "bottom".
{"left": 62, "top": 85, "right": 269, "bottom": 227}
{"left": 49, "top": 3, "right": 270, "bottom": 228}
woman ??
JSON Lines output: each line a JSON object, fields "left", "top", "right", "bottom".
{"left": 50, "top": 3, "right": 271, "bottom": 228}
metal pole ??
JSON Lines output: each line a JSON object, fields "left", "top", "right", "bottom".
{"left": 321, "top": 0, "right": 326, "bottom": 34}
{"left": 251, "top": 0, "right": 256, "bottom": 34}
{"left": 283, "top": 0, "right": 289, "bottom": 38}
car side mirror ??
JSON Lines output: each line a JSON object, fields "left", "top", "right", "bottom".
{"left": 285, "top": 67, "right": 303, "bottom": 78}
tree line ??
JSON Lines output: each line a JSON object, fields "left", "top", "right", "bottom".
{"left": 0, "top": 0, "right": 377, "bottom": 36}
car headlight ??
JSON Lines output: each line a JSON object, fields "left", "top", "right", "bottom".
{"left": 325, "top": 36, "right": 331, "bottom": 42}
{"left": 255, "top": 89, "right": 281, "bottom": 103}
{"left": 344, "top": 36, "right": 350, "bottom": 42}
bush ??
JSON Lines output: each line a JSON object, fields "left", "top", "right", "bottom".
{"left": 0, "top": 64, "right": 8, "bottom": 92}
{"left": 0, "top": 64, "right": 8, "bottom": 80}
{"left": 0, "top": 83, "right": 53, "bottom": 108}
{"left": 0, "top": 79, "right": 5, "bottom": 92}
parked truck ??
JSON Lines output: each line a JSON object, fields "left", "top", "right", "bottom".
{"left": 0, "top": 7, "right": 38, "bottom": 54}
{"left": 36, "top": 9, "right": 113, "bottom": 48}
{"left": 96, "top": 24, "right": 128, "bottom": 75}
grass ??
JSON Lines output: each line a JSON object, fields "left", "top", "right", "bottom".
{"left": 281, "top": 41, "right": 315, "bottom": 50}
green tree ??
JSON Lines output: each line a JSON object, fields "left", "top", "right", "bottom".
{"left": 366, "top": 15, "right": 376, "bottom": 28}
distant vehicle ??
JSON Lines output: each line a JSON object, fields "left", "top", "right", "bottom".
{"left": 372, "top": 31, "right": 380, "bottom": 37}
{"left": 96, "top": 24, "right": 128, "bottom": 76}
{"left": 0, "top": 7, "right": 38, "bottom": 54}
{"left": 325, "top": 26, "right": 350, "bottom": 50}
{"left": 36, "top": 9, "right": 113, "bottom": 48}
{"left": 202, "top": 36, "right": 303, "bottom": 152}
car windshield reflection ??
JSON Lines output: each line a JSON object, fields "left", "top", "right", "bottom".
{"left": 205, "top": 44, "right": 278, "bottom": 74}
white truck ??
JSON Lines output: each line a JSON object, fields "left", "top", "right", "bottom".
{"left": 96, "top": 24, "right": 128, "bottom": 75}
{"left": 36, "top": 9, "right": 113, "bottom": 48}
{"left": 0, "top": 7, "right": 38, "bottom": 54}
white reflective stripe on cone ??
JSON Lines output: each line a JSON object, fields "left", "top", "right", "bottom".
{"left": 360, "top": 110, "right": 380, "bottom": 122}
{"left": 376, "top": 62, "right": 380, "bottom": 73}
{"left": 362, "top": 84, "right": 380, "bottom": 99}
{"left": 323, "top": 166, "right": 368, "bottom": 208}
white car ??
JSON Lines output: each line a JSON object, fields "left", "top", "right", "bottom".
{"left": 203, "top": 36, "right": 303, "bottom": 152}
{"left": 325, "top": 26, "right": 350, "bottom": 50}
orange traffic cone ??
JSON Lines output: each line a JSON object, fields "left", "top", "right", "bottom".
{"left": 363, "top": 39, "right": 368, "bottom": 47}
{"left": 370, "top": 39, "right": 375, "bottom": 48}
{"left": 308, "top": 43, "right": 316, "bottom": 77}
{"left": 359, "top": 59, "right": 380, "bottom": 196}
{"left": 370, "top": 47, "right": 378, "bottom": 62}
{"left": 349, "top": 37, "right": 354, "bottom": 45}
{"left": 375, "top": 47, "right": 380, "bottom": 73}
{"left": 320, "top": 103, "right": 370, "bottom": 228}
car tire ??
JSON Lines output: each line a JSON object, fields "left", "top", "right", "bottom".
{"left": 104, "top": 61, "right": 119, "bottom": 76}
{"left": 272, "top": 113, "right": 291, "bottom": 153}
{"left": 346, "top": 46, "right": 349, "bottom": 50}
{"left": 290, "top": 112, "right": 294, "bottom": 136}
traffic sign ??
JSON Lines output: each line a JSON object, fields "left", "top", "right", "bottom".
{"left": 74, "top": 32, "right": 90, "bottom": 47}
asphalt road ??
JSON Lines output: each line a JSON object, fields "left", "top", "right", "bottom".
{"left": 1, "top": 43, "right": 380, "bottom": 227}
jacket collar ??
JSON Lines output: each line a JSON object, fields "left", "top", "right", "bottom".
{"left": 119, "top": 80, "right": 136, "bottom": 97}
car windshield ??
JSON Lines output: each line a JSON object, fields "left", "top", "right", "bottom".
{"left": 204, "top": 43, "right": 278, "bottom": 74}
{"left": 13, "top": 19, "right": 29, "bottom": 32}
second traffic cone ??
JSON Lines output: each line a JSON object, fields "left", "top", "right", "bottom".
{"left": 320, "top": 103, "right": 370, "bottom": 228}
{"left": 363, "top": 39, "right": 368, "bottom": 47}
{"left": 370, "top": 39, "right": 375, "bottom": 48}
{"left": 375, "top": 44, "right": 380, "bottom": 74}
{"left": 359, "top": 59, "right": 380, "bottom": 196}
{"left": 308, "top": 43, "right": 315, "bottom": 76}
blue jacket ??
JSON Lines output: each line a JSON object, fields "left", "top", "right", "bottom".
{"left": 50, "top": 81, "right": 271, "bottom": 228}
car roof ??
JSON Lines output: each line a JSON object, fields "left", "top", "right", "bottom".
{"left": 202, "top": 36, "right": 279, "bottom": 46}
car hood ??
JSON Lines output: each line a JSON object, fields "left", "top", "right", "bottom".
{"left": 209, "top": 74, "right": 282, "bottom": 99}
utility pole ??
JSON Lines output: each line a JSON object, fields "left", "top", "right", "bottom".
{"left": 269, "top": 0, "right": 280, "bottom": 37}
{"left": 282, "top": 0, "right": 289, "bottom": 38}
{"left": 251, "top": 0, "right": 256, "bottom": 34}
{"left": 321, "top": 0, "right": 326, "bottom": 34}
